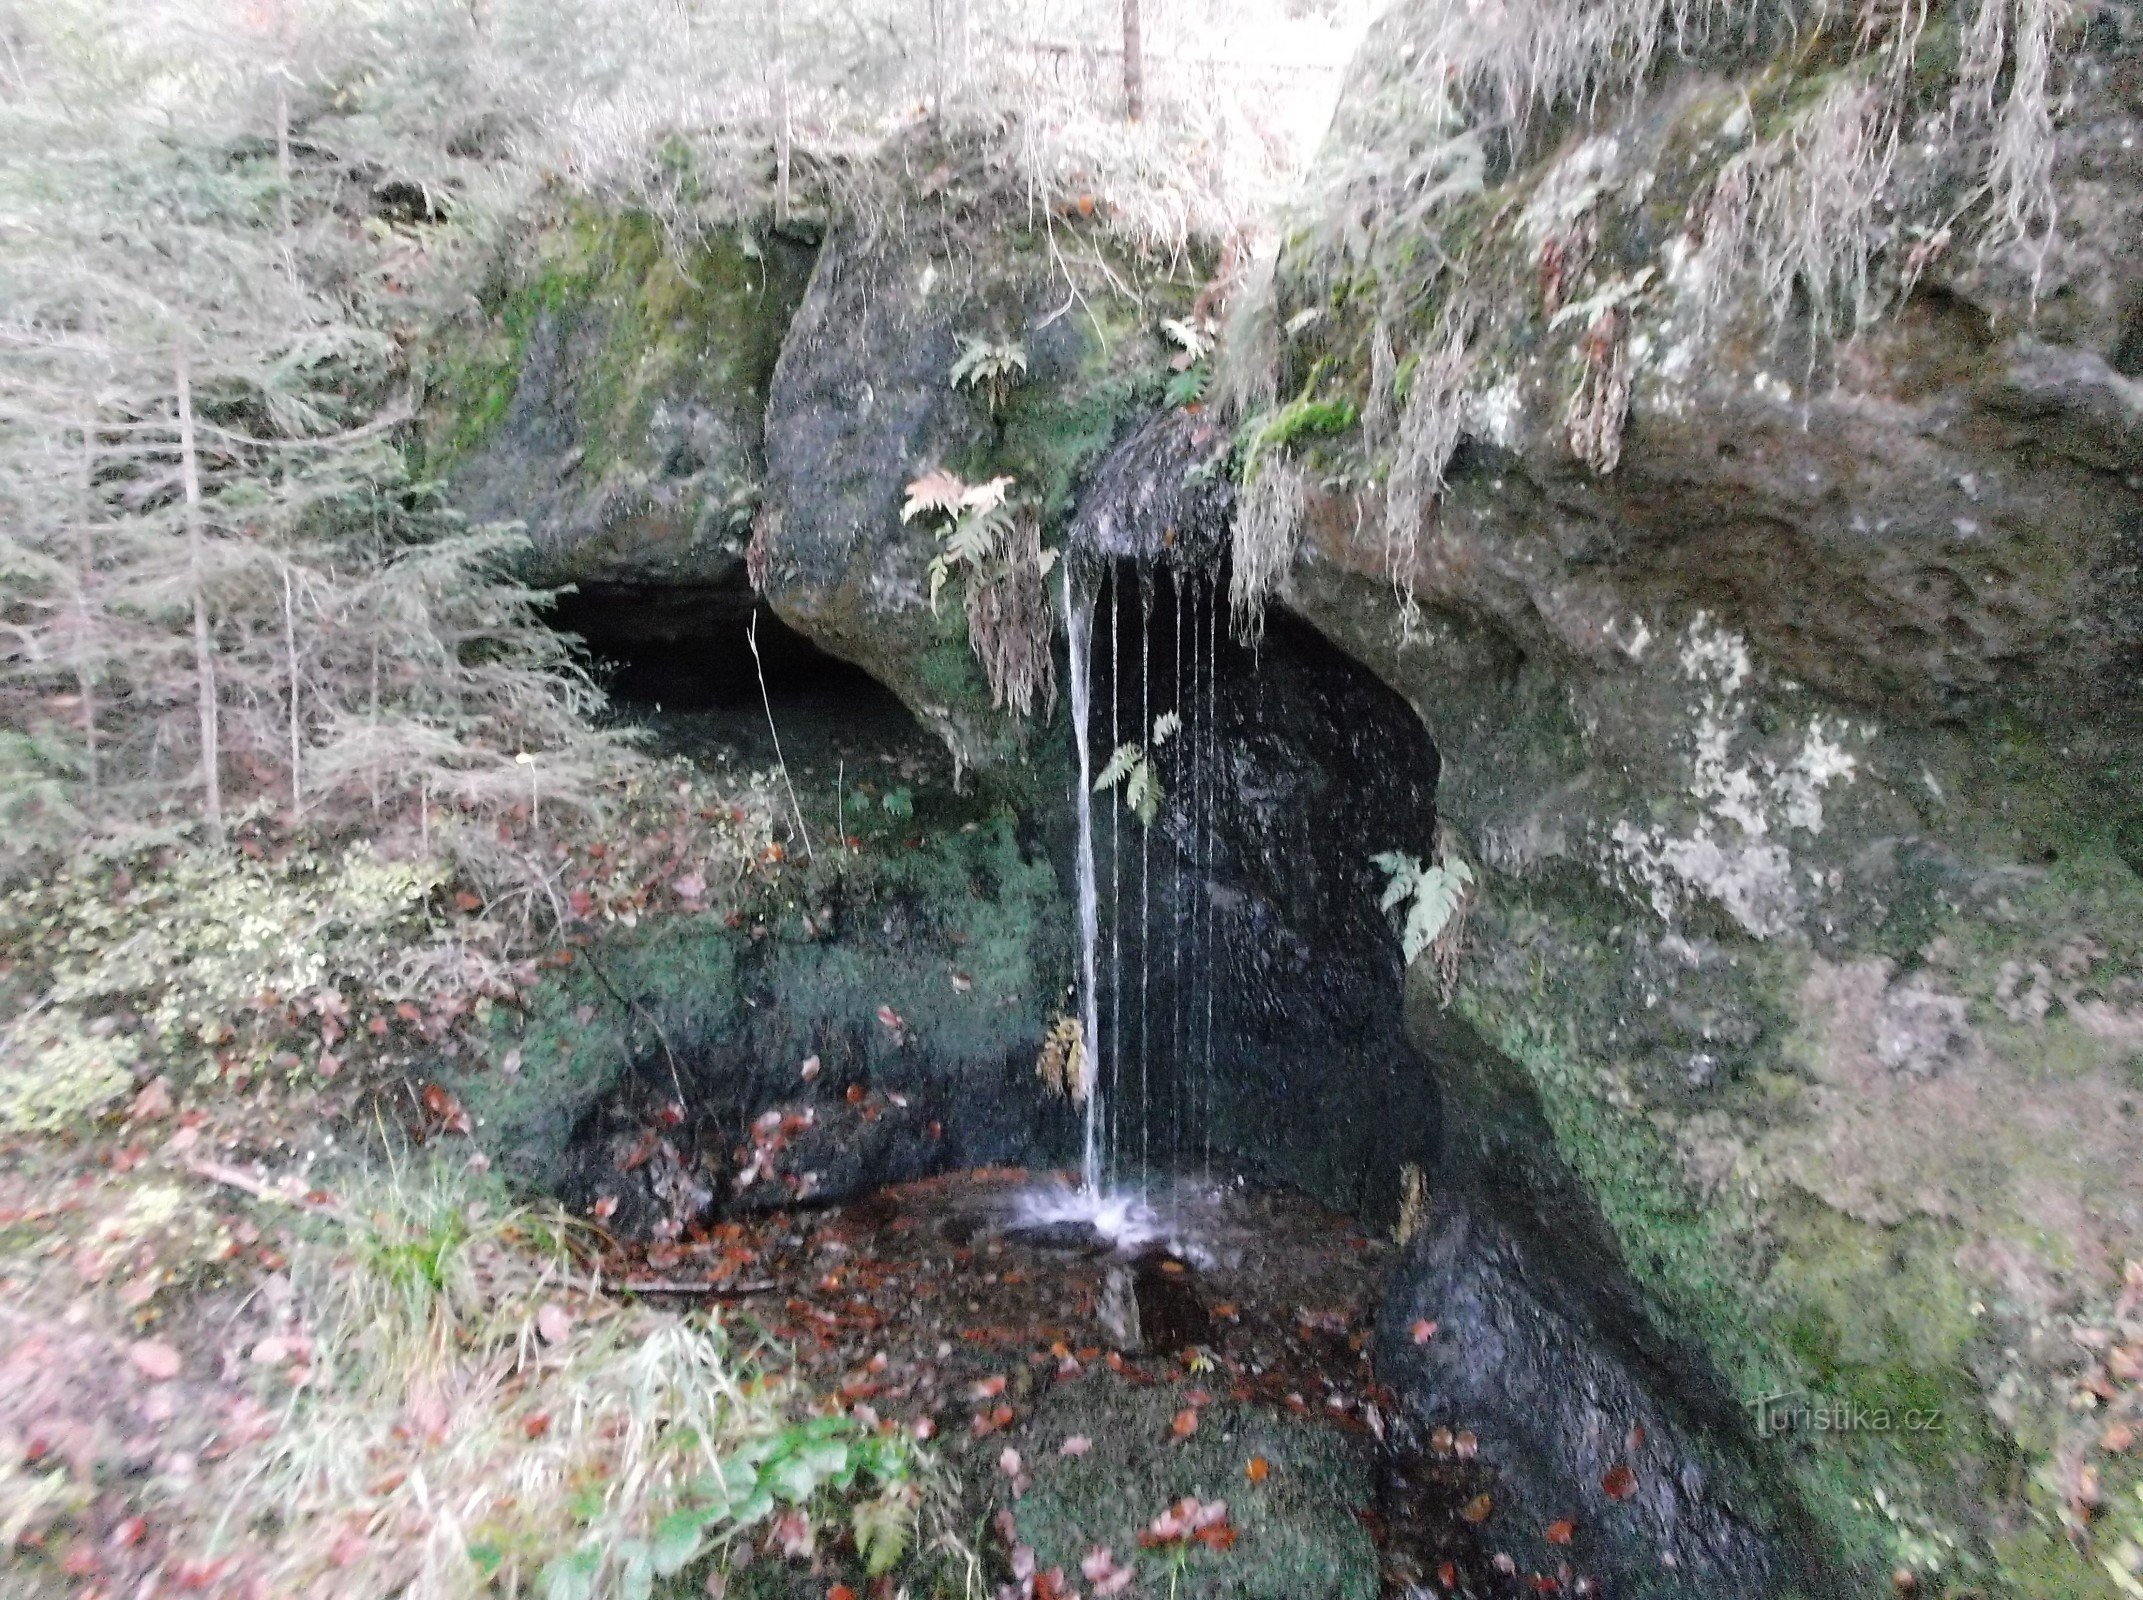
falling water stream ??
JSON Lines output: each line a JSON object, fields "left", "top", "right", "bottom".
{"left": 1063, "top": 563, "right": 1105, "bottom": 1193}
{"left": 1051, "top": 554, "right": 1225, "bottom": 1235}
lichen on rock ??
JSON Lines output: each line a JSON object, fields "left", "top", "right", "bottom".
{"left": 1237, "top": 1, "right": 2143, "bottom": 1590}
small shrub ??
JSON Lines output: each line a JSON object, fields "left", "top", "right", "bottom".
{"left": 902, "top": 469, "right": 1060, "bottom": 719}
{"left": 255, "top": 1161, "right": 928, "bottom": 1596}
{"left": 0, "top": 1009, "right": 137, "bottom": 1134}
{"left": 1093, "top": 712, "right": 1179, "bottom": 827}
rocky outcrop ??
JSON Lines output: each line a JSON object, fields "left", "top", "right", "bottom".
{"left": 423, "top": 205, "right": 813, "bottom": 589}
{"left": 751, "top": 143, "right": 1195, "bottom": 775}
{"left": 456, "top": 806, "right": 1074, "bottom": 1236}
{"left": 1243, "top": 4, "right": 2143, "bottom": 1592}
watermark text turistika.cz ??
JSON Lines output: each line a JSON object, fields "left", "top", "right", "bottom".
{"left": 1746, "top": 1390, "right": 1943, "bottom": 1440}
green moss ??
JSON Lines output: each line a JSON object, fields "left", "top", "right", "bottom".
{"left": 418, "top": 203, "right": 808, "bottom": 507}
{"left": 1012, "top": 1381, "right": 1378, "bottom": 1600}
{"left": 994, "top": 272, "right": 1170, "bottom": 524}
{"left": 460, "top": 805, "right": 1065, "bottom": 1190}
{"left": 1238, "top": 394, "right": 1360, "bottom": 483}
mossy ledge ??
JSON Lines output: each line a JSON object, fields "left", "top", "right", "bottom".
{"left": 418, "top": 196, "right": 815, "bottom": 589}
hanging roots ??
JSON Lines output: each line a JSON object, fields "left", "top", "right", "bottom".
{"left": 964, "top": 508, "right": 1057, "bottom": 721}
{"left": 1697, "top": 77, "right": 1896, "bottom": 336}
{"left": 1036, "top": 1013, "right": 1087, "bottom": 1104}
{"left": 1383, "top": 318, "right": 1474, "bottom": 616}
{"left": 1566, "top": 304, "right": 1631, "bottom": 475}
{"left": 1228, "top": 454, "right": 1307, "bottom": 642}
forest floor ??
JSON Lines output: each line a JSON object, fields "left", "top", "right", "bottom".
{"left": 588, "top": 1166, "right": 1590, "bottom": 1599}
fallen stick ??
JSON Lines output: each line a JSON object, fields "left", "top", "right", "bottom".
{"left": 185, "top": 1157, "right": 348, "bottom": 1219}
{"left": 619, "top": 1277, "right": 779, "bottom": 1296}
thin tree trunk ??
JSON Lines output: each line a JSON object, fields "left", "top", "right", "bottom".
{"left": 283, "top": 562, "right": 301, "bottom": 819}
{"left": 1123, "top": 0, "right": 1143, "bottom": 122}
{"left": 276, "top": 81, "right": 293, "bottom": 240}
{"left": 75, "top": 422, "right": 99, "bottom": 802}
{"left": 273, "top": 0, "right": 296, "bottom": 284}
{"left": 368, "top": 631, "right": 381, "bottom": 817}
{"left": 928, "top": 0, "right": 944, "bottom": 126}
{"left": 768, "top": 0, "right": 791, "bottom": 226}
{"left": 176, "top": 343, "right": 221, "bottom": 838}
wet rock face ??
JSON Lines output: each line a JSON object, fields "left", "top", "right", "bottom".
{"left": 1077, "top": 565, "right": 1442, "bottom": 1221}
{"left": 1253, "top": 8, "right": 2143, "bottom": 1592}
{"left": 1380, "top": 1196, "right": 1788, "bottom": 1600}
{"left": 1383, "top": 990, "right": 1825, "bottom": 1599}
{"left": 459, "top": 809, "right": 1078, "bottom": 1234}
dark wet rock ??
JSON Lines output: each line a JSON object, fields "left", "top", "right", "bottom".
{"left": 1130, "top": 1252, "right": 1213, "bottom": 1354}
{"left": 456, "top": 810, "right": 1076, "bottom": 1227}
{"left": 1380, "top": 987, "right": 1821, "bottom": 1599}
{"left": 423, "top": 205, "right": 812, "bottom": 589}
{"left": 753, "top": 137, "right": 1189, "bottom": 773}
{"left": 1068, "top": 407, "right": 1237, "bottom": 570}
{"left": 1078, "top": 571, "right": 1441, "bottom": 1222}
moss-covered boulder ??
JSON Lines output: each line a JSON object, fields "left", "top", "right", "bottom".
{"left": 452, "top": 806, "right": 1074, "bottom": 1229}
{"left": 752, "top": 137, "right": 1198, "bottom": 775}
{"left": 421, "top": 200, "right": 813, "bottom": 589}
{"left": 1238, "top": 3, "right": 2143, "bottom": 1593}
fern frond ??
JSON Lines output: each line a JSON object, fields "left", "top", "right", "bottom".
{"left": 1160, "top": 315, "right": 1212, "bottom": 363}
{"left": 1399, "top": 860, "right": 1474, "bottom": 964}
{"left": 1371, "top": 850, "right": 1422, "bottom": 913}
{"left": 1094, "top": 742, "right": 1141, "bottom": 792}
{"left": 959, "top": 474, "right": 1016, "bottom": 516}
{"left": 1151, "top": 711, "right": 1181, "bottom": 747}
{"left": 941, "top": 514, "right": 1000, "bottom": 570}
{"left": 902, "top": 468, "right": 967, "bottom": 524}
{"left": 1124, "top": 758, "right": 1162, "bottom": 826}
{"left": 1164, "top": 366, "right": 1210, "bottom": 410}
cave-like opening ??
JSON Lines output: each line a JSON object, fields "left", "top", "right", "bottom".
{"left": 548, "top": 571, "right": 938, "bottom": 779}
{"left": 1074, "top": 555, "right": 1444, "bottom": 1221}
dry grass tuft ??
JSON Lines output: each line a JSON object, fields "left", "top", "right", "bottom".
{"left": 246, "top": 1162, "right": 928, "bottom": 1597}
{"left": 965, "top": 508, "right": 1060, "bottom": 723}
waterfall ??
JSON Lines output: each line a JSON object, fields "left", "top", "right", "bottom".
{"left": 1202, "top": 577, "right": 1218, "bottom": 1184}
{"left": 1063, "top": 562, "right": 1105, "bottom": 1193}
{"left": 1138, "top": 578, "right": 1153, "bottom": 1194}
{"left": 1063, "top": 551, "right": 1226, "bottom": 1208}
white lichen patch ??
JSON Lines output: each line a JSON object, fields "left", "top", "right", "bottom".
{"left": 1462, "top": 375, "right": 1524, "bottom": 450}
{"left": 1519, "top": 135, "right": 1620, "bottom": 244}
{"left": 1607, "top": 614, "right": 1860, "bottom": 937}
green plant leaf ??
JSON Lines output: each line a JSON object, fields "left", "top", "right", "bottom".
{"left": 617, "top": 1541, "right": 654, "bottom": 1600}
{"left": 1125, "top": 758, "right": 1162, "bottom": 826}
{"left": 1398, "top": 860, "right": 1475, "bottom": 963}
{"left": 539, "top": 1543, "right": 602, "bottom": 1600}
{"left": 853, "top": 1489, "right": 915, "bottom": 1576}
{"left": 652, "top": 1509, "right": 709, "bottom": 1576}
{"left": 1372, "top": 850, "right": 1422, "bottom": 913}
